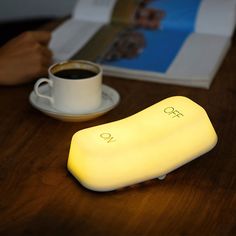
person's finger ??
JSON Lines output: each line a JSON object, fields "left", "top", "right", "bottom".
{"left": 31, "top": 31, "right": 52, "bottom": 45}
{"left": 20, "top": 31, "right": 52, "bottom": 46}
{"left": 28, "top": 61, "right": 50, "bottom": 79}
{"left": 42, "top": 47, "right": 53, "bottom": 59}
{"left": 27, "top": 42, "right": 53, "bottom": 65}
{"left": 39, "top": 46, "right": 53, "bottom": 66}
{"left": 41, "top": 56, "right": 53, "bottom": 68}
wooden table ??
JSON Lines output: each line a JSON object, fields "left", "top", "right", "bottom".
{"left": 0, "top": 22, "right": 236, "bottom": 236}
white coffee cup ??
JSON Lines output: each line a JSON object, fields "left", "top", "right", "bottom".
{"left": 34, "top": 60, "right": 102, "bottom": 113}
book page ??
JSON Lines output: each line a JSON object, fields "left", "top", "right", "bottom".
{"left": 147, "top": 0, "right": 202, "bottom": 32}
{"left": 73, "top": 0, "right": 117, "bottom": 23}
{"left": 50, "top": 0, "right": 118, "bottom": 61}
{"left": 49, "top": 19, "right": 103, "bottom": 61}
{"left": 195, "top": 0, "right": 236, "bottom": 37}
{"left": 166, "top": 33, "right": 230, "bottom": 81}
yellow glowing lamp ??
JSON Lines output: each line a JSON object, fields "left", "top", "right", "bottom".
{"left": 67, "top": 96, "right": 217, "bottom": 192}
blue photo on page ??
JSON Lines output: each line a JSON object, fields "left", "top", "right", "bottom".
{"left": 100, "top": 0, "right": 202, "bottom": 73}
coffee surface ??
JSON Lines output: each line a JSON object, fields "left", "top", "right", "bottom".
{"left": 54, "top": 69, "right": 96, "bottom": 80}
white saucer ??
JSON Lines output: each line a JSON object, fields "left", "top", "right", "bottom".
{"left": 29, "top": 84, "right": 120, "bottom": 122}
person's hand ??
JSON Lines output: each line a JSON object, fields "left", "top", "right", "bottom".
{"left": 0, "top": 31, "right": 52, "bottom": 85}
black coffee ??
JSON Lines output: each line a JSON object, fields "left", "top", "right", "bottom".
{"left": 54, "top": 69, "right": 97, "bottom": 80}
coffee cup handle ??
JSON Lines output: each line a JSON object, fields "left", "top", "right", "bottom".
{"left": 34, "top": 78, "right": 54, "bottom": 104}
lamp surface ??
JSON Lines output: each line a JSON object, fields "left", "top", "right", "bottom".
{"left": 67, "top": 96, "right": 217, "bottom": 191}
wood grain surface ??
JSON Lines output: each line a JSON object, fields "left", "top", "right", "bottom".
{"left": 0, "top": 21, "right": 235, "bottom": 236}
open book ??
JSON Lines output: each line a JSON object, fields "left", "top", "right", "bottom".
{"left": 50, "top": 0, "right": 236, "bottom": 89}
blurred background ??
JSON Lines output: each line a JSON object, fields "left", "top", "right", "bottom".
{"left": 0, "top": 0, "right": 77, "bottom": 46}
{"left": 0, "top": 0, "right": 77, "bottom": 22}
